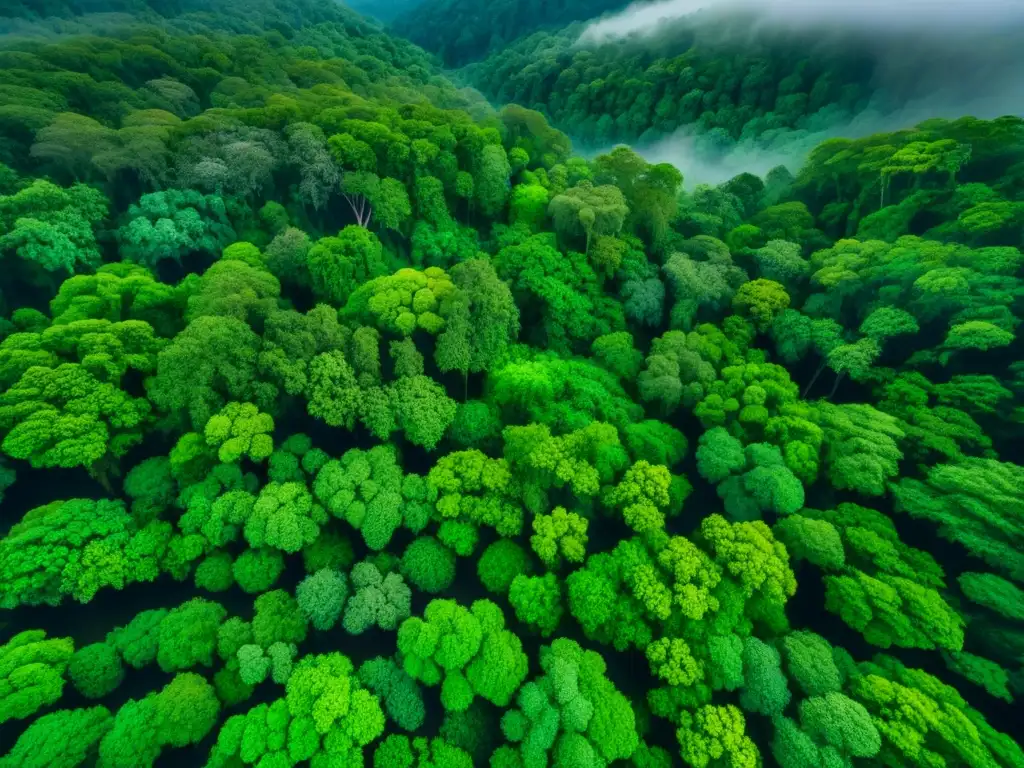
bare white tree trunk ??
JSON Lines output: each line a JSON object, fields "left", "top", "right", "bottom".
{"left": 343, "top": 193, "right": 373, "bottom": 227}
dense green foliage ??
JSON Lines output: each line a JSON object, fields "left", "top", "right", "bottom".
{"left": 461, "top": 23, "right": 889, "bottom": 149}
{"left": 1, "top": 0, "right": 1022, "bottom": 766}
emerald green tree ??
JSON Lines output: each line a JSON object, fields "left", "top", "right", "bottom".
{"left": 0, "top": 630, "right": 74, "bottom": 724}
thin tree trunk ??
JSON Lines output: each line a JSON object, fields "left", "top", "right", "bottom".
{"left": 342, "top": 193, "right": 372, "bottom": 227}
{"left": 828, "top": 370, "right": 847, "bottom": 400}
{"left": 803, "top": 360, "right": 827, "bottom": 399}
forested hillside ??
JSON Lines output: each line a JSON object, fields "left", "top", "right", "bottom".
{"left": 391, "top": 0, "right": 632, "bottom": 67}
{"left": 1, "top": 0, "right": 363, "bottom": 28}
{"left": 1, "top": 1, "right": 1023, "bottom": 768}
{"left": 343, "top": 0, "right": 426, "bottom": 24}
{"left": 450, "top": 3, "right": 1023, "bottom": 161}
{"left": 462, "top": 24, "right": 879, "bottom": 149}
{"left": 397, "top": 0, "right": 874, "bottom": 149}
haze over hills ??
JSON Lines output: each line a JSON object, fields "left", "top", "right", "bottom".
{"left": 391, "top": 0, "right": 634, "bottom": 66}
{"left": 0, "top": 1, "right": 1023, "bottom": 768}
{"left": 580, "top": 0, "right": 1024, "bottom": 42}
{"left": 343, "top": 0, "right": 426, "bottom": 24}
{"left": 395, "top": 0, "right": 1024, "bottom": 181}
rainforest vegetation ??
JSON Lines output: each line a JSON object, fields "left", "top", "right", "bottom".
{"left": 0, "top": 0, "right": 1023, "bottom": 767}
{"left": 460, "top": 24, "right": 883, "bottom": 149}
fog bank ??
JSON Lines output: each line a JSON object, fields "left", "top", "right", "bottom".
{"left": 581, "top": 0, "right": 1024, "bottom": 43}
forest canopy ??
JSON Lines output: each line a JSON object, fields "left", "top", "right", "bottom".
{"left": 0, "top": 0, "right": 1022, "bottom": 767}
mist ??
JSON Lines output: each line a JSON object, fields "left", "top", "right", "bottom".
{"left": 580, "top": 0, "right": 1024, "bottom": 43}
{"left": 575, "top": 0, "right": 1024, "bottom": 186}
{"left": 625, "top": 90, "right": 1024, "bottom": 188}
